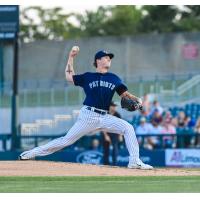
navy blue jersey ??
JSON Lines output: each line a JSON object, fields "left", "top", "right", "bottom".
{"left": 72, "top": 72, "right": 128, "bottom": 111}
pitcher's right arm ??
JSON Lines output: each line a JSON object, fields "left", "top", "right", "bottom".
{"left": 65, "top": 46, "right": 79, "bottom": 84}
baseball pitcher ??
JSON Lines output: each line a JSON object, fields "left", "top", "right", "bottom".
{"left": 19, "top": 46, "right": 153, "bottom": 169}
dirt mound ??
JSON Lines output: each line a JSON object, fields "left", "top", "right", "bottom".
{"left": 0, "top": 161, "right": 200, "bottom": 176}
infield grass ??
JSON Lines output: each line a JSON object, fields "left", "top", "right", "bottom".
{"left": 0, "top": 176, "right": 200, "bottom": 192}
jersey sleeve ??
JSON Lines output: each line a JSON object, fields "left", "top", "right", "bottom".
{"left": 72, "top": 73, "right": 85, "bottom": 87}
{"left": 115, "top": 78, "right": 128, "bottom": 96}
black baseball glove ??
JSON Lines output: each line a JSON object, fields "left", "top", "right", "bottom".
{"left": 121, "top": 97, "right": 143, "bottom": 112}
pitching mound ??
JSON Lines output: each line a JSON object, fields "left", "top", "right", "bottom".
{"left": 0, "top": 161, "right": 200, "bottom": 176}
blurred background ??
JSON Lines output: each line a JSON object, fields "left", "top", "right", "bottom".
{"left": 0, "top": 5, "right": 200, "bottom": 167}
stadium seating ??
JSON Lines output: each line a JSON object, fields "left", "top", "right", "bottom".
{"left": 169, "top": 103, "right": 200, "bottom": 119}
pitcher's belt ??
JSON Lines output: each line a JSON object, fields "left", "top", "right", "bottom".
{"left": 86, "top": 106, "right": 108, "bottom": 115}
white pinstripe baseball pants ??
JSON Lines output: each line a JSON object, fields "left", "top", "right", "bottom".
{"left": 22, "top": 106, "right": 139, "bottom": 162}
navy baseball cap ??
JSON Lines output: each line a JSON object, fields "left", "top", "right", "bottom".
{"left": 94, "top": 50, "right": 114, "bottom": 61}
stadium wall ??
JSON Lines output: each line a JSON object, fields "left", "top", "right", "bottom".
{"left": 1, "top": 149, "right": 200, "bottom": 167}
{"left": 2, "top": 32, "right": 200, "bottom": 83}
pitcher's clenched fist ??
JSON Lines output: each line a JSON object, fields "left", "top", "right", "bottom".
{"left": 69, "top": 46, "right": 79, "bottom": 57}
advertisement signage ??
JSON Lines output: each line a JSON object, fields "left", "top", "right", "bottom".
{"left": 182, "top": 44, "right": 199, "bottom": 59}
{"left": 0, "top": 5, "right": 19, "bottom": 40}
{"left": 38, "top": 149, "right": 165, "bottom": 167}
{"left": 166, "top": 149, "right": 200, "bottom": 167}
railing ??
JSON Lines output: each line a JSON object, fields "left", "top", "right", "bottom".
{"left": 0, "top": 133, "right": 198, "bottom": 151}
{"left": 0, "top": 134, "right": 11, "bottom": 151}
{"left": 176, "top": 74, "right": 200, "bottom": 95}
{"left": 0, "top": 73, "right": 197, "bottom": 108}
{"left": 158, "top": 74, "right": 200, "bottom": 105}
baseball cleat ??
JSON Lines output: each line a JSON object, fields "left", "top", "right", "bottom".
{"left": 18, "top": 155, "right": 29, "bottom": 160}
{"left": 128, "top": 159, "right": 153, "bottom": 170}
{"left": 18, "top": 152, "right": 34, "bottom": 160}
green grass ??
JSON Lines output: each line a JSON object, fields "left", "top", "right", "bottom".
{"left": 0, "top": 176, "right": 200, "bottom": 192}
